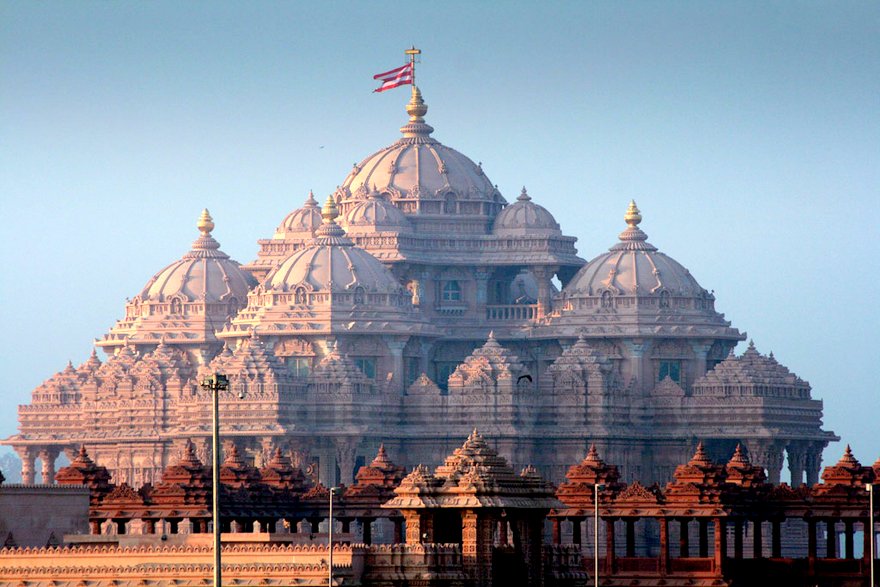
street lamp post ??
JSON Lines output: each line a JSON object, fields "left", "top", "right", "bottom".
{"left": 869, "top": 483, "right": 875, "bottom": 587}
{"left": 328, "top": 486, "right": 340, "bottom": 587}
{"left": 200, "top": 373, "right": 229, "bottom": 587}
{"left": 594, "top": 483, "right": 605, "bottom": 587}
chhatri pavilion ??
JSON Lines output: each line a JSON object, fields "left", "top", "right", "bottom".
{"left": 3, "top": 84, "right": 836, "bottom": 491}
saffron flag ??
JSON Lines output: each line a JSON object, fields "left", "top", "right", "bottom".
{"left": 373, "top": 62, "right": 413, "bottom": 93}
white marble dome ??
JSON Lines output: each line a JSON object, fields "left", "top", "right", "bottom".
{"left": 140, "top": 210, "right": 256, "bottom": 304}
{"left": 493, "top": 187, "right": 562, "bottom": 237}
{"left": 563, "top": 202, "right": 707, "bottom": 299}
{"left": 273, "top": 191, "right": 322, "bottom": 239}
{"left": 342, "top": 190, "right": 412, "bottom": 235}
{"left": 267, "top": 198, "right": 405, "bottom": 295}
{"left": 337, "top": 87, "right": 505, "bottom": 221}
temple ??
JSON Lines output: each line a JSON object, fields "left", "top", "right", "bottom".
{"left": 0, "top": 435, "right": 876, "bottom": 586}
{"left": 4, "top": 84, "right": 836, "bottom": 496}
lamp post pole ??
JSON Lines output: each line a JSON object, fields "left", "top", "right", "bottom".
{"left": 869, "top": 483, "right": 875, "bottom": 587}
{"left": 595, "top": 483, "right": 605, "bottom": 587}
{"left": 201, "top": 373, "right": 229, "bottom": 587}
{"left": 329, "top": 487, "right": 339, "bottom": 587}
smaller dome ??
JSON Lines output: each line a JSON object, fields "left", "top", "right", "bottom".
{"left": 267, "top": 197, "right": 404, "bottom": 294}
{"left": 493, "top": 187, "right": 561, "bottom": 236}
{"left": 141, "top": 210, "right": 256, "bottom": 303}
{"left": 342, "top": 190, "right": 412, "bottom": 235}
{"left": 563, "top": 201, "right": 705, "bottom": 298}
{"left": 99, "top": 210, "right": 257, "bottom": 350}
{"left": 274, "top": 191, "right": 322, "bottom": 239}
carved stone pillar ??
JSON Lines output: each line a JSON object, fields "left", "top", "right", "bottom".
{"left": 805, "top": 446, "right": 823, "bottom": 486}
{"left": 689, "top": 340, "right": 713, "bottom": 381}
{"left": 15, "top": 446, "right": 36, "bottom": 485}
{"left": 475, "top": 268, "right": 491, "bottom": 313}
{"left": 679, "top": 518, "right": 690, "bottom": 558}
{"left": 531, "top": 266, "right": 554, "bottom": 319}
{"left": 605, "top": 518, "right": 616, "bottom": 574}
{"left": 807, "top": 519, "right": 817, "bottom": 571}
{"left": 38, "top": 447, "right": 60, "bottom": 484}
{"left": 551, "top": 518, "right": 561, "bottom": 545}
{"left": 402, "top": 510, "right": 432, "bottom": 545}
{"left": 748, "top": 441, "right": 784, "bottom": 484}
{"left": 786, "top": 443, "right": 807, "bottom": 488}
{"left": 659, "top": 517, "right": 669, "bottom": 575}
{"left": 462, "top": 510, "right": 480, "bottom": 581}
{"left": 385, "top": 338, "right": 407, "bottom": 392}
{"left": 623, "top": 341, "right": 648, "bottom": 392}
{"left": 713, "top": 518, "right": 726, "bottom": 577}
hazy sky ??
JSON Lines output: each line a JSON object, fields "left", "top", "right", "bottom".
{"left": 1, "top": 2, "right": 878, "bottom": 473}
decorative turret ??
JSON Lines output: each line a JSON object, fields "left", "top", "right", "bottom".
{"left": 493, "top": 186, "right": 562, "bottom": 237}
{"left": 260, "top": 447, "right": 306, "bottom": 492}
{"left": 818, "top": 445, "right": 875, "bottom": 489}
{"left": 55, "top": 446, "right": 114, "bottom": 504}
{"left": 724, "top": 444, "right": 767, "bottom": 488}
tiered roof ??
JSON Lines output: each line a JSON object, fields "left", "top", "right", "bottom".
{"left": 384, "top": 429, "right": 560, "bottom": 510}
{"left": 692, "top": 341, "right": 811, "bottom": 399}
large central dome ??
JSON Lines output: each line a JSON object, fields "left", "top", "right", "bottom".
{"left": 335, "top": 86, "right": 505, "bottom": 233}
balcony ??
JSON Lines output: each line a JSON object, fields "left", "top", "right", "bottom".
{"left": 486, "top": 304, "right": 537, "bottom": 322}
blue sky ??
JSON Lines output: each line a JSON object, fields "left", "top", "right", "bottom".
{"left": 1, "top": 1, "right": 878, "bottom": 473}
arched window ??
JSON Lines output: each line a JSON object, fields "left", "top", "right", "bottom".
{"left": 442, "top": 281, "right": 462, "bottom": 302}
{"left": 601, "top": 291, "right": 613, "bottom": 309}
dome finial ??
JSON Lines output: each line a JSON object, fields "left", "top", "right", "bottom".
{"left": 321, "top": 195, "right": 340, "bottom": 223}
{"left": 406, "top": 85, "right": 428, "bottom": 122}
{"left": 518, "top": 187, "right": 531, "bottom": 202}
{"left": 305, "top": 190, "right": 317, "bottom": 206}
{"left": 197, "top": 209, "right": 215, "bottom": 236}
{"left": 624, "top": 200, "right": 642, "bottom": 228}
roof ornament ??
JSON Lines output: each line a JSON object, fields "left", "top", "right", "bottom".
{"left": 304, "top": 191, "right": 318, "bottom": 207}
{"left": 188, "top": 209, "right": 225, "bottom": 258}
{"left": 518, "top": 187, "right": 531, "bottom": 202}
{"left": 312, "top": 195, "right": 353, "bottom": 246}
{"left": 611, "top": 200, "right": 657, "bottom": 252}
{"left": 197, "top": 208, "right": 214, "bottom": 236}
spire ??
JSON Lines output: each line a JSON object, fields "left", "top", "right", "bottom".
{"left": 304, "top": 190, "right": 318, "bottom": 207}
{"left": 611, "top": 200, "right": 656, "bottom": 252}
{"left": 727, "top": 444, "right": 751, "bottom": 468}
{"left": 313, "top": 195, "right": 352, "bottom": 245}
{"left": 624, "top": 200, "right": 642, "bottom": 228}
{"left": 517, "top": 187, "right": 531, "bottom": 202}
{"left": 689, "top": 441, "right": 713, "bottom": 467}
{"left": 187, "top": 208, "right": 227, "bottom": 259}
{"left": 400, "top": 85, "right": 435, "bottom": 141}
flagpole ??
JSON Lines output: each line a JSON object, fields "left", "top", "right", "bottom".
{"left": 405, "top": 46, "right": 421, "bottom": 91}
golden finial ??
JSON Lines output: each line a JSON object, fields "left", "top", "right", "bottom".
{"left": 321, "top": 195, "right": 339, "bottom": 223}
{"left": 406, "top": 85, "right": 428, "bottom": 123}
{"left": 624, "top": 200, "right": 642, "bottom": 228}
{"left": 197, "top": 208, "right": 214, "bottom": 235}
